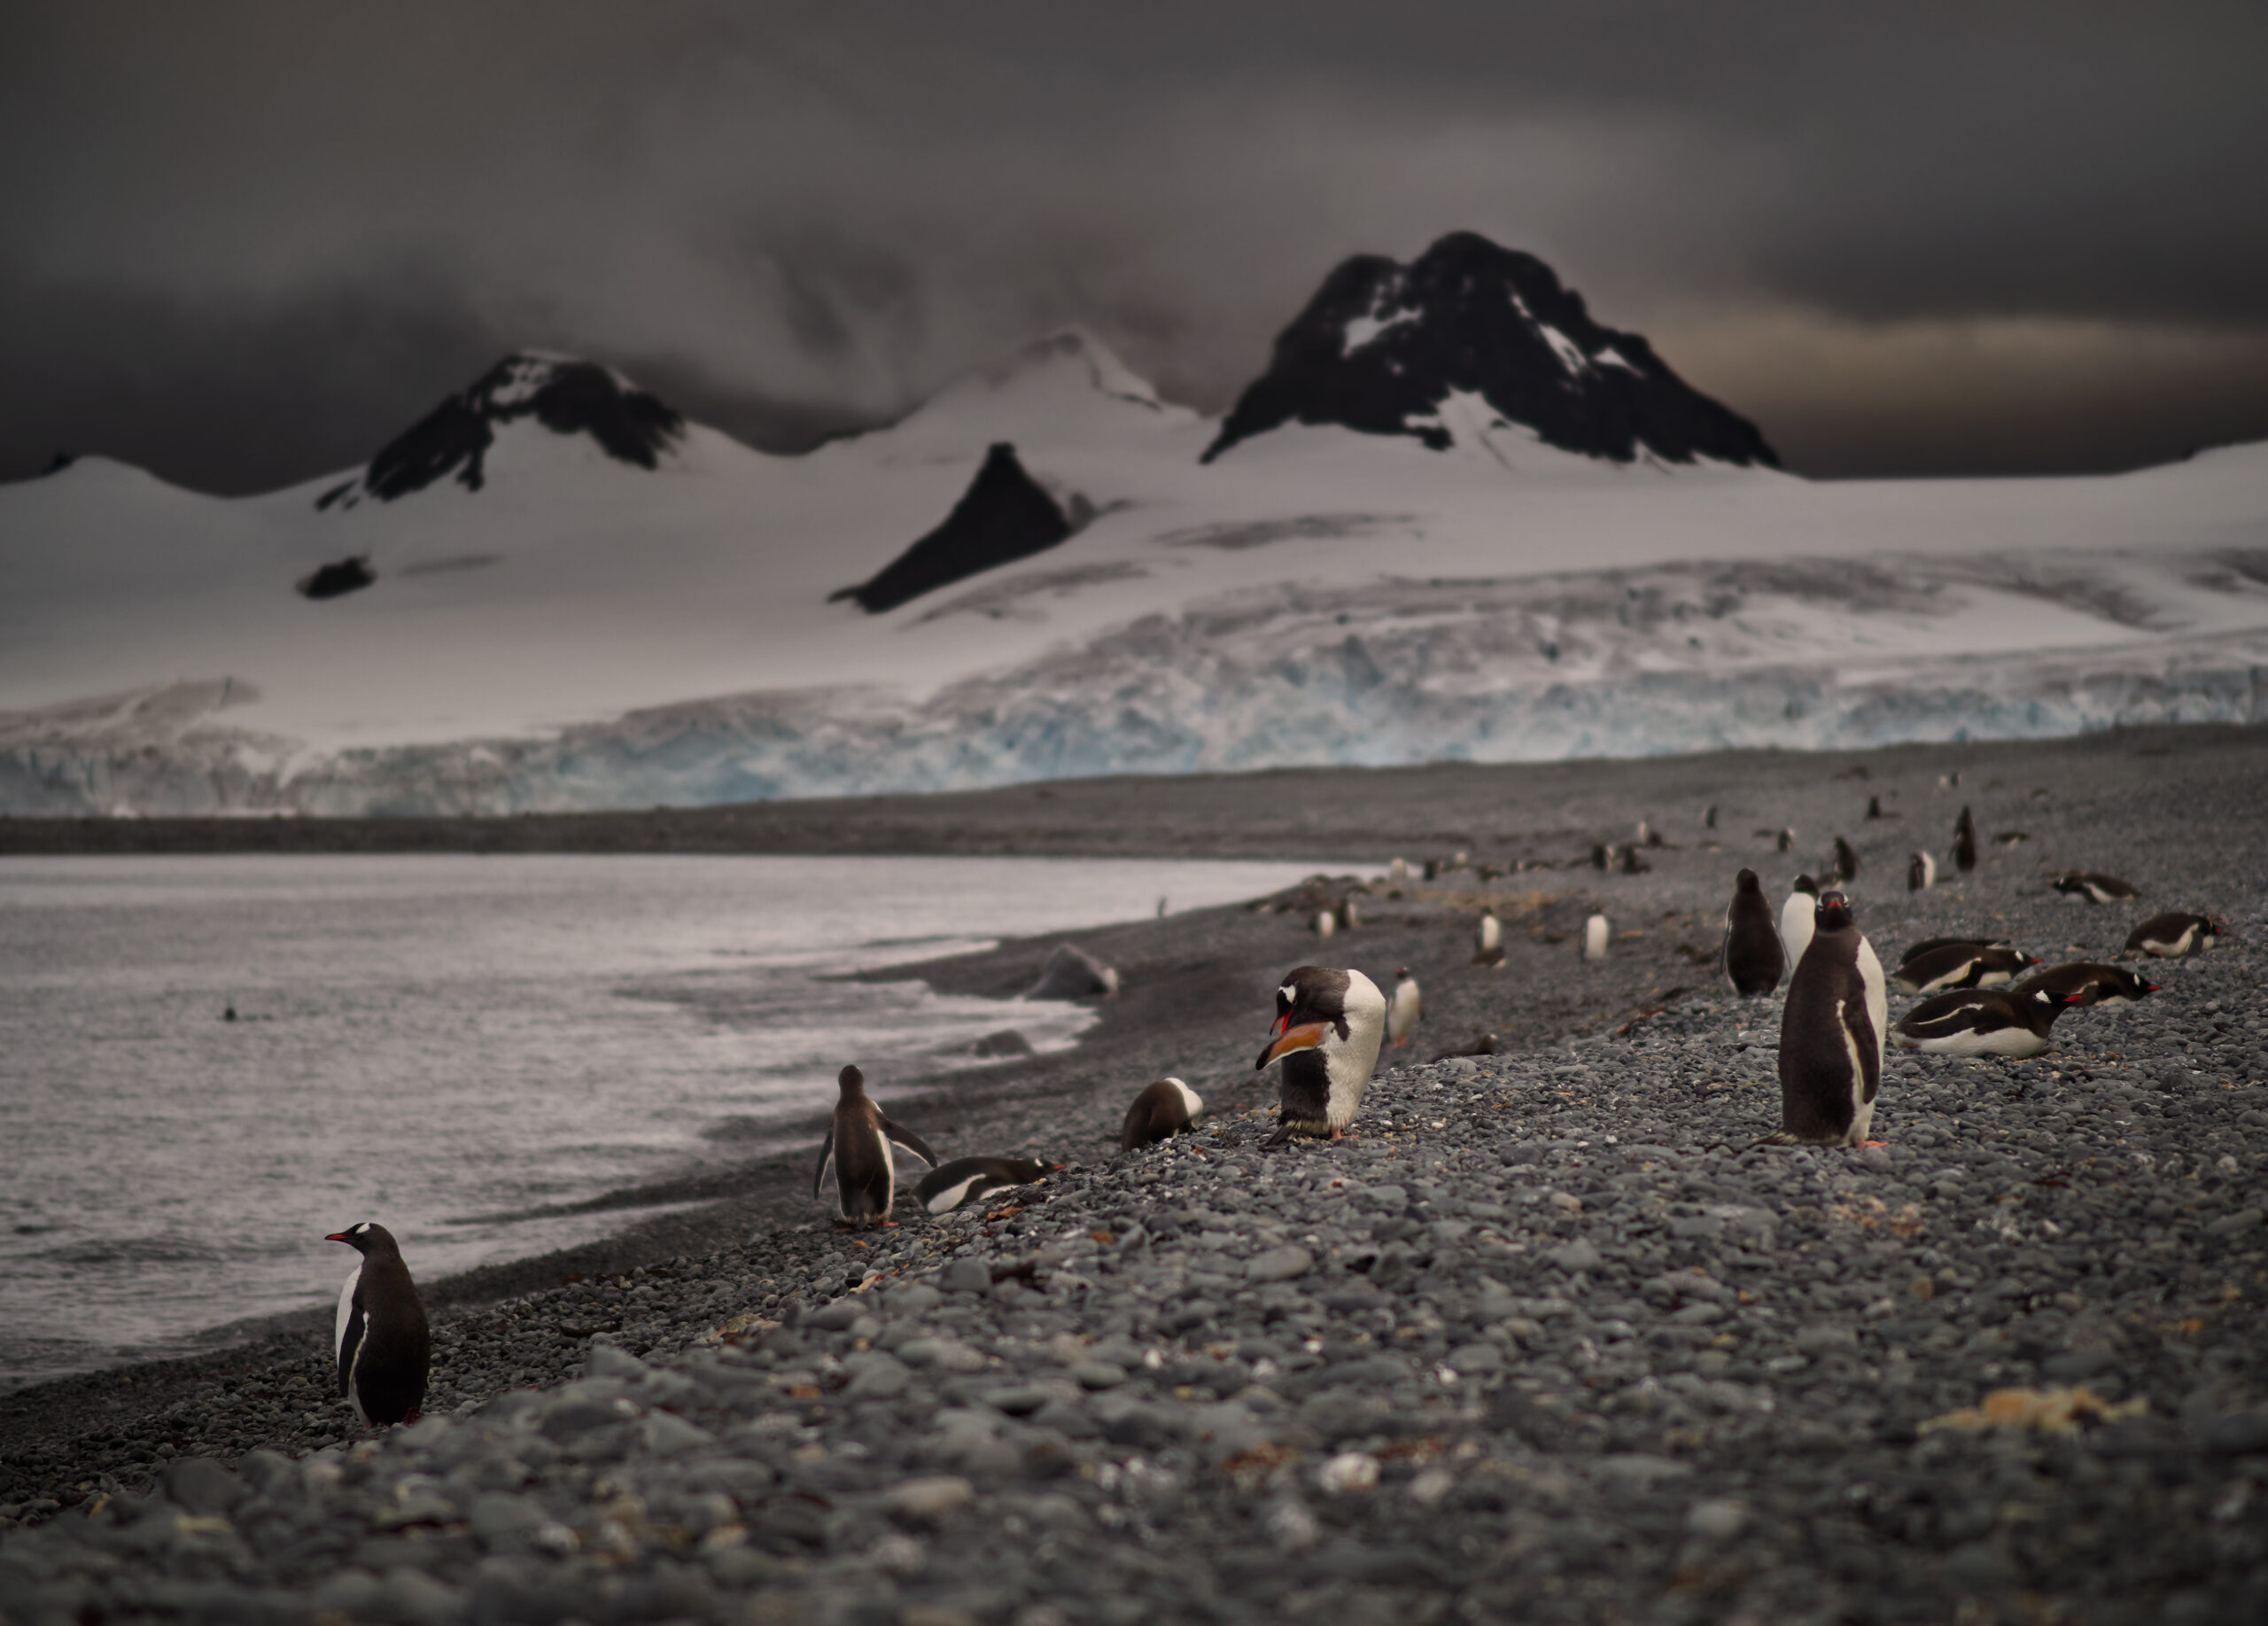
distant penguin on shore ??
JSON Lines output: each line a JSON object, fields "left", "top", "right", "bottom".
{"left": 1591, "top": 843, "right": 1613, "bottom": 871}
{"left": 1388, "top": 857, "right": 1410, "bottom": 882}
{"left": 813, "top": 1065, "right": 936, "bottom": 1227}
{"left": 1953, "top": 806, "right": 1978, "bottom": 873}
{"left": 1907, "top": 851, "right": 1936, "bottom": 891}
{"left": 1779, "top": 875, "right": 1821, "bottom": 966}
{"left": 1721, "top": 869, "right": 1785, "bottom": 998}
{"left": 1582, "top": 914, "right": 1611, "bottom": 961}
{"left": 1340, "top": 896, "right": 1363, "bottom": 929}
{"left": 1472, "top": 911, "right": 1503, "bottom": 966}
{"left": 326, "top": 1223, "right": 430, "bottom": 1428}
{"left": 1121, "top": 1078, "right": 1204, "bottom": 1150}
{"left": 1762, "top": 891, "right": 1887, "bottom": 1148}
{"left": 2050, "top": 871, "right": 2140, "bottom": 905}
{"left": 2124, "top": 912, "right": 2223, "bottom": 958}
{"left": 2013, "top": 962, "right": 2159, "bottom": 1007}
{"left": 1313, "top": 908, "right": 1336, "bottom": 941}
{"left": 222, "top": 1002, "right": 237, "bottom": 1022}
{"left": 917, "top": 1155, "right": 1058, "bottom": 1214}
{"left": 1705, "top": 804, "right": 1719, "bottom": 830}
{"left": 1895, "top": 986, "right": 2078, "bottom": 1059}
{"left": 1387, "top": 967, "right": 1424, "bottom": 1047}
{"left": 1832, "top": 835, "right": 1860, "bottom": 883}
{"left": 1256, "top": 966, "right": 1386, "bottom": 1145}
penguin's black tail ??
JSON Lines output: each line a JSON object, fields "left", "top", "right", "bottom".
{"left": 1749, "top": 1131, "right": 1804, "bottom": 1148}
{"left": 1261, "top": 1121, "right": 1294, "bottom": 1151}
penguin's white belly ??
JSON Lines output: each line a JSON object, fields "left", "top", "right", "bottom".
{"left": 1973, "top": 968, "right": 2014, "bottom": 988}
{"left": 923, "top": 1172, "right": 984, "bottom": 1215}
{"left": 1911, "top": 1025, "right": 2048, "bottom": 1058}
{"left": 334, "top": 1266, "right": 360, "bottom": 1365}
{"left": 1780, "top": 899, "right": 1814, "bottom": 964}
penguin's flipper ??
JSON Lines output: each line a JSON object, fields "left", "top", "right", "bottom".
{"left": 1750, "top": 1130, "right": 1804, "bottom": 1148}
{"left": 1843, "top": 988, "right": 1884, "bottom": 1105}
{"left": 811, "top": 1127, "right": 836, "bottom": 1202}
{"left": 1261, "top": 1120, "right": 1294, "bottom": 1150}
{"left": 337, "top": 1306, "right": 366, "bottom": 1400}
{"left": 881, "top": 1118, "right": 937, "bottom": 1169}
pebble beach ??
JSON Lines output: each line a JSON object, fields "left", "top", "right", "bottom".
{"left": 3, "top": 722, "right": 2265, "bottom": 1625}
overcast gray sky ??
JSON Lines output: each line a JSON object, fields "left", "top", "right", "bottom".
{"left": 4, "top": 0, "right": 2264, "bottom": 490}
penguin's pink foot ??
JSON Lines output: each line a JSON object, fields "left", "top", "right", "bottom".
{"left": 1861, "top": 1140, "right": 1889, "bottom": 1148}
{"left": 880, "top": 1219, "right": 900, "bottom": 1228}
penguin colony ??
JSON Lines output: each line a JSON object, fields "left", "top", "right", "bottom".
{"left": 307, "top": 781, "right": 2228, "bottom": 1436}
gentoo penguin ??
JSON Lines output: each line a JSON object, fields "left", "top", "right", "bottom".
{"left": 1900, "top": 933, "right": 2008, "bottom": 964}
{"left": 1867, "top": 795, "right": 1898, "bottom": 821}
{"left": 1779, "top": 875, "right": 1821, "bottom": 966}
{"left": 1313, "top": 908, "right": 1337, "bottom": 941}
{"left": 1120, "top": 1077, "right": 1205, "bottom": 1149}
{"left": 2050, "top": 871, "right": 2140, "bottom": 905}
{"left": 1591, "top": 843, "right": 1613, "bottom": 871}
{"left": 1386, "top": 968, "right": 1424, "bottom": 1047}
{"left": 1340, "top": 896, "right": 1363, "bottom": 930}
{"left": 1705, "top": 804, "right": 1719, "bottom": 830}
{"left": 2013, "top": 962, "right": 2159, "bottom": 1007}
{"left": 1472, "top": 911, "right": 1504, "bottom": 967}
{"left": 1388, "top": 857, "right": 1410, "bottom": 882}
{"left": 2124, "top": 912, "right": 2224, "bottom": 958}
{"left": 813, "top": 1065, "right": 936, "bottom": 1227}
{"left": 1720, "top": 869, "right": 1785, "bottom": 997}
{"left": 1775, "top": 828, "right": 1797, "bottom": 852}
{"left": 1831, "top": 835, "right": 1860, "bottom": 883}
{"left": 1255, "top": 966, "right": 1386, "bottom": 1146}
{"left": 1895, "top": 986, "right": 2078, "bottom": 1059}
{"left": 1892, "top": 943, "right": 2041, "bottom": 994}
{"left": 325, "top": 1223, "right": 430, "bottom": 1428}
{"left": 1953, "top": 806, "right": 1978, "bottom": 873}
{"left": 1581, "top": 914, "right": 1611, "bottom": 961}
{"left": 1763, "top": 891, "right": 1887, "bottom": 1147}
{"left": 1619, "top": 844, "right": 1651, "bottom": 875}
{"left": 1907, "top": 851, "right": 1936, "bottom": 891}
{"left": 916, "top": 1155, "right": 1058, "bottom": 1215}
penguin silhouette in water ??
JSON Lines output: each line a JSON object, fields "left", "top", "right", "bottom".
{"left": 326, "top": 1223, "right": 430, "bottom": 1428}
{"left": 1760, "top": 891, "right": 1888, "bottom": 1148}
{"left": 1953, "top": 806, "right": 1977, "bottom": 873}
{"left": 813, "top": 1066, "right": 936, "bottom": 1226}
{"left": 1720, "top": 869, "right": 1785, "bottom": 997}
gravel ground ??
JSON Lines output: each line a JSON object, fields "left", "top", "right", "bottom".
{"left": 3, "top": 724, "right": 2265, "bottom": 1624}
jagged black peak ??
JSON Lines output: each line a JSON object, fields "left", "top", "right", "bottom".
{"left": 317, "top": 353, "right": 686, "bottom": 510}
{"left": 831, "top": 442, "right": 1075, "bottom": 615}
{"left": 1203, "top": 231, "right": 1777, "bottom": 469}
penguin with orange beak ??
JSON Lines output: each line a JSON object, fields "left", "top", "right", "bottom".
{"left": 1255, "top": 966, "right": 1386, "bottom": 1147}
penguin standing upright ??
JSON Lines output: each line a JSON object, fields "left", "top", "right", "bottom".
{"left": 812, "top": 1065, "right": 936, "bottom": 1226}
{"left": 1256, "top": 966, "right": 1386, "bottom": 1145}
{"left": 1764, "top": 891, "right": 1888, "bottom": 1147}
{"left": 1907, "top": 851, "right": 1936, "bottom": 891}
{"left": 1953, "top": 806, "right": 1977, "bottom": 873}
{"left": 1121, "top": 1078, "right": 1205, "bottom": 1149}
{"left": 1313, "top": 908, "right": 1337, "bottom": 940}
{"left": 1582, "top": 914, "right": 1611, "bottom": 961}
{"left": 1721, "top": 869, "right": 1786, "bottom": 997}
{"left": 326, "top": 1223, "right": 430, "bottom": 1428}
{"left": 1779, "top": 875, "right": 1821, "bottom": 966}
{"left": 1386, "top": 968, "right": 1424, "bottom": 1047}
{"left": 1832, "top": 835, "right": 1860, "bottom": 883}
{"left": 1472, "top": 911, "right": 1504, "bottom": 967}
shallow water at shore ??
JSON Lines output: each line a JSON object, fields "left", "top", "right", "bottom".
{"left": 0, "top": 852, "right": 1325, "bottom": 1387}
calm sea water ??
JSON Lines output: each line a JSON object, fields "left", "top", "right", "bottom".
{"left": 0, "top": 852, "right": 1324, "bottom": 1388}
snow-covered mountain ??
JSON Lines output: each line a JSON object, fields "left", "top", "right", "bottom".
{"left": 4, "top": 234, "right": 2266, "bottom": 817}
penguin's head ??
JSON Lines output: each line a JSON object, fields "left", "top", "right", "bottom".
{"left": 325, "top": 1221, "right": 389, "bottom": 1254}
{"left": 1793, "top": 874, "right": 1819, "bottom": 898}
{"left": 1394, "top": 966, "right": 1411, "bottom": 981}
{"left": 1735, "top": 868, "right": 1760, "bottom": 894}
{"left": 1256, "top": 966, "right": 1384, "bottom": 1070}
{"left": 1814, "top": 891, "right": 1855, "bottom": 931}
{"left": 837, "top": 1064, "right": 866, "bottom": 1098}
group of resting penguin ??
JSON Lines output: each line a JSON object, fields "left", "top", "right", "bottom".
{"left": 315, "top": 809, "right": 2225, "bottom": 1434}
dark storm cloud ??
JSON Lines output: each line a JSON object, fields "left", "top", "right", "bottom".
{"left": 3, "top": 0, "right": 2264, "bottom": 489}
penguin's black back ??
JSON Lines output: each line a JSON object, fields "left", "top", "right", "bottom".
{"left": 1121, "top": 1079, "right": 1195, "bottom": 1149}
{"left": 915, "top": 1155, "right": 1049, "bottom": 1212}
{"left": 1722, "top": 869, "right": 1784, "bottom": 997}
{"left": 334, "top": 1225, "right": 429, "bottom": 1428}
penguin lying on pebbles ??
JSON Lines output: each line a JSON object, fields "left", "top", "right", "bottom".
{"left": 1431, "top": 1031, "right": 1499, "bottom": 1061}
{"left": 1472, "top": 912, "right": 1504, "bottom": 967}
{"left": 814, "top": 1065, "right": 936, "bottom": 1227}
{"left": 1892, "top": 943, "right": 2041, "bottom": 994}
{"left": 1721, "top": 869, "right": 1785, "bottom": 997}
{"left": 2013, "top": 962, "right": 2159, "bottom": 1007}
{"left": 1763, "top": 891, "right": 1887, "bottom": 1147}
{"left": 1895, "top": 985, "right": 2079, "bottom": 1058}
{"left": 2050, "top": 871, "right": 2140, "bottom": 904}
{"left": 1907, "top": 851, "right": 1936, "bottom": 891}
{"left": 1256, "top": 966, "right": 1386, "bottom": 1145}
{"left": 916, "top": 1156, "right": 1058, "bottom": 1215}
{"left": 1120, "top": 1078, "right": 1204, "bottom": 1148}
{"left": 1387, "top": 968, "right": 1424, "bottom": 1047}
{"left": 1779, "top": 875, "right": 1821, "bottom": 966}
{"left": 2124, "top": 912, "right": 2224, "bottom": 958}
{"left": 326, "top": 1223, "right": 430, "bottom": 1428}
{"left": 1953, "top": 806, "right": 1978, "bottom": 872}
{"left": 1900, "top": 934, "right": 2008, "bottom": 964}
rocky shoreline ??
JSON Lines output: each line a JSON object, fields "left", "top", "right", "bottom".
{"left": 3, "top": 724, "right": 2265, "bottom": 1623}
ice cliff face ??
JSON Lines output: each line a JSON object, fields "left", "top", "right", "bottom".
{"left": 1203, "top": 232, "right": 1778, "bottom": 468}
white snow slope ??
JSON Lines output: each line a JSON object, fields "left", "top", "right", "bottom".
{"left": 4, "top": 330, "right": 2266, "bottom": 816}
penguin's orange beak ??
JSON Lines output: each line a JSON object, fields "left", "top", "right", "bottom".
{"left": 1257, "top": 1021, "right": 1329, "bottom": 1070}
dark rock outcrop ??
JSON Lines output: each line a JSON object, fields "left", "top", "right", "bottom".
{"left": 317, "top": 354, "right": 684, "bottom": 509}
{"left": 832, "top": 443, "right": 1075, "bottom": 614}
{"left": 295, "top": 556, "right": 376, "bottom": 600}
{"left": 1203, "top": 230, "right": 1777, "bottom": 469}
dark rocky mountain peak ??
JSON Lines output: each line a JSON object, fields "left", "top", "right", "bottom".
{"left": 832, "top": 442, "right": 1076, "bottom": 614}
{"left": 316, "top": 352, "right": 685, "bottom": 510}
{"left": 1203, "top": 231, "right": 1777, "bottom": 470}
